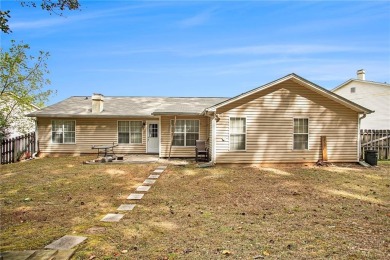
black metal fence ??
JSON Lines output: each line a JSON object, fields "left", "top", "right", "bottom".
{"left": 1, "top": 132, "right": 37, "bottom": 164}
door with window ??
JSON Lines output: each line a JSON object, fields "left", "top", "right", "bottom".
{"left": 147, "top": 122, "right": 159, "bottom": 153}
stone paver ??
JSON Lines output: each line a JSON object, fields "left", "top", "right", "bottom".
{"left": 54, "top": 249, "right": 76, "bottom": 259}
{"left": 143, "top": 179, "right": 156, "bottom": 185}
{"left": 157, "top": 165, "right": 167, "bottom": 169}
{"left": 136, "top": 185, "right": 151, "bottom": 192}
{"left": 153, "top": 169, "right": 164, "bottom": 174}
{"left": 0, "top": 250, "right": 36, "bottom": 260}
{"left": 100, "top": 213, "right": 124, "bottom": 222}
{"left": 148, "top": 174, "right": 160, "bottom": 179}
{"left": 45, "top": 235, "right": 87, "bottom": 250}
{"left": 29, "top": 249, "right": 57, "bottom": 260}
{"left": 117, "top": 204, "right": 136, "bottom": 211}
{"left": 127, "top": 193, "right": 144, "bottom": 200}
{"left": 0, "top": 249, "right": 75, "bottom": 260}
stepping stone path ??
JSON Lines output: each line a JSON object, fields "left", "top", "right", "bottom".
{"left": 101, "top": 213, "right": 124, "bottom": 222}
{"left": 118, "top": 166, "right": 167, "bottom": 217}
{"left": 113, "top": 165, "right": 168, "bottom": 222}
{"left": 3, "top": 165, "right": 168, "bottom": 259}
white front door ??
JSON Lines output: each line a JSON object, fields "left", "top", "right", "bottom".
{"left": 147, "top": 121, "right": 159, "bottom": 153}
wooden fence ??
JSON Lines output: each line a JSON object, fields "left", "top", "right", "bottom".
{"left": 361, "top": 129, "right": 390, "bottom": 160}
{"left": 1, "top": 132, "right": 37, "bottom": 164}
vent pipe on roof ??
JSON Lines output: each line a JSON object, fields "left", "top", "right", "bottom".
{"left": 357, "top": 69, "right": 365, "bottom": 80}
{"left": 92, "top": 93, "right": 104, "bottom": 113}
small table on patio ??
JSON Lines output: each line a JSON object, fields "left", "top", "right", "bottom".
{"left": 91, "top": 143, "right": 118, "bottom": 157}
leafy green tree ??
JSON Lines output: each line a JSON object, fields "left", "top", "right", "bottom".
{"left": 1, "top": 0, "right": 81, "bottom": 33}
{"left": 0, "top": 40, "right": 53, "bottom": 138}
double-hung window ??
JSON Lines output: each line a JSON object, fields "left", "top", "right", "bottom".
{"left": 118, "top": 121, "right": 142, "bottom": 144}
{"left": 293, "top": 118, "right": 309, "bottom": 150}
{"left": 171, "top": 119, "right": 199, "bottom": 146}
{"left": 52, "top": 120, "right": 75, "bottom": 143}
{"left": 230, "top": 117, "right": 246, "bottom": 150}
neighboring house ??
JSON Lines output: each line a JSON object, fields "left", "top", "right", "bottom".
{"left": 0, "top": 93, "right": 39, "bottom": 139}
{"left": 332, "top": 69, "right": 390, "bottom": 130}
{"left": 28, "top": 74, "right": 372, "bottom": 163}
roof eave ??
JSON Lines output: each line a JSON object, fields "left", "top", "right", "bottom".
{"left": 151, "top": 112, "right": 203, "bottom": 116}
{"left": 27, "top": 114, "right": 158, "bottom": 118}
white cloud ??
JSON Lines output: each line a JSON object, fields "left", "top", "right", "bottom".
{"left": 178, "top": 8, "right": 216, "bottom": 28}
{"left": 186, "top": 44, "right": 377, "bottom": 57}
{"left": 9, "top": 2, "right": 166, "bottom": 30}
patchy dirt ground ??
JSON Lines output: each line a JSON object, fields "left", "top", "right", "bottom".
{"left": 0, "top": 157, "right": 389, "bottom": 259}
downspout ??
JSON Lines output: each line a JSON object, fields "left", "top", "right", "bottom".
{"left": 33, "top": 118, "right": 39, "bottom": 158}
{"left": 358, "top": 113, "right": 367, "bottom": 161}
{"left": 204, "top": 111, "right": 217, "bottom": 164}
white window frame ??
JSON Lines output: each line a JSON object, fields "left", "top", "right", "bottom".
{"left": 170, "top": 119, "right": 200, "bottom": 147}
{"left": 51, "top": 120, "right": 76, "bottom": 144}
{"left": 229, "top": 117, "right": 247, "bottom": 151}
{"left": 293, "top": 118, "right": 309, "bottom": 150}
{"left": 117, "top": 120, "right": 143, "bottom": 144}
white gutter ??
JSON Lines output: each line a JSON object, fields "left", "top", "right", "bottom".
{"left": 205, "top": 112, "right": 217, "bottom": 164}
{"left": 33, "top": 118, "right": 39, "bottom": 158}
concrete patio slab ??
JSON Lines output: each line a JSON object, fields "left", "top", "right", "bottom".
{"left": 124, "top": 154, "right": 159, "bottom": 163}
{"left": 148, "top": 174, "right": 160, "bottom": 179}
{"left": 153, "top": 169, "right": 164, "bottom": 174}
{"left": 127, "top": 193, "right": 144, "bottom": 200}
{"left": 157, "top": 165, "right": 168, "bottom": 169}
{"left": 100, "top": 213, "right": 124, "bottom": 222}
{"left": 117, "top": 204, "right": 136, "bottom": 211}
{"left": 45, "top": 235, "right": 87, "bottom": 250}
{"left": 0, "top": 250, "right": 36, "bottom": 260}
{"left": 143, "top": 179, "right": 156, "bottom": 185}
{"left": 136, "top": 185, "right": 151, "bottom": 192}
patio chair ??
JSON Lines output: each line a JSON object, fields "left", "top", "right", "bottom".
{"left": 195, "top": 140, "right": 209, "bottom": 162}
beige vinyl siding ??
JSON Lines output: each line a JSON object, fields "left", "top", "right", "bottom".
{"left": 160, "top": 115, "right": 209, "bottom": 157}
{"left": 37, "top": 117, "right": 147, "bottom": 155}
{"left": 333, "top": 81, "right": 390, "bottom": 129}
{"left": 215, "top": 79, "right": 359, "bottom": 163}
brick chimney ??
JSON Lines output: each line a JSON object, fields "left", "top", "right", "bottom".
{"left": 357, "top": 69, "right": 365, "bottom": 80}
{"left": 92, "top": 93, "right": 104, "bottom": 113}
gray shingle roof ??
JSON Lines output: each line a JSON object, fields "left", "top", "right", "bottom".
{"left": 28, "top": 96, "right": 228, "bottom": 118}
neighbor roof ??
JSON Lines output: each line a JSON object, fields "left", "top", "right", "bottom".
{"left": 331, "top": 78, "right": 390, "bottom": 92}
{"left": 206, "top": 73, "right": 373, "bottom": 114}
{"left": 27, "top": 96, "right": 228, "bottom": 118}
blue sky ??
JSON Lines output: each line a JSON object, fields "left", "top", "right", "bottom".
{"left": 2, "top": 0, "right": 390, "bottom": 105}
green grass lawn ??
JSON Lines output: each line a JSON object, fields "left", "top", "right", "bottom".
{"left": 1, "top": 157, "right": 389, "bottom": 259}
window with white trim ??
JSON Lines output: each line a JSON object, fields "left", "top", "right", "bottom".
{"left": 52, "top": 120, "right": 75, "bottom": 143}
{"left": 118, "top": 121, "right": 142, "bottom": 144}
{"left": 293, "top": 118, "right": 309, "bottom": 150}
{"left": 230, "top": 117, "right": 246, "bottom": 150}
{"left": 170, "top": 119, "right": 199, "bottom": 146}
